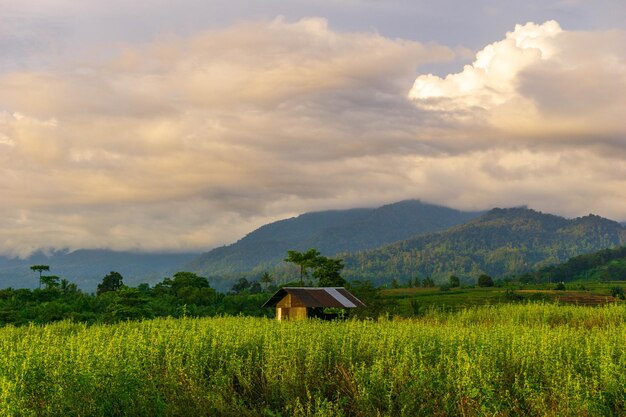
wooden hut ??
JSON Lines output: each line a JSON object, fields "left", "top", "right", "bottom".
{"left": 262, "top": 287, "right": 365, "bottom": 321}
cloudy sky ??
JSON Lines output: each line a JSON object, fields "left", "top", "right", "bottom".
{"left": 1, "top": 0, "right": 625, "bottom": 257}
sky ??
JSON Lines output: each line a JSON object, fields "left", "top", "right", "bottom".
{"left": 0, "top": 0, "right": 625, "bottom": 257}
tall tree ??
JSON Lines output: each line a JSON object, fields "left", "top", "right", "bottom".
{"left": 40, "top": 275, "right": 60, "bottom": 290}
{"left": 30, "top": 265, "right": 50, "bottom": 289}
{"left": 170, "top": 272, "right": 210, "bottom": 293}
{"left": 260, "top": 272, "right": 273, "bottom": 291}
{"left": 97, "top": 271, "right": 124, "bottom": 295}
{"left": 285, "top": 249, "right": 321, "bottom": 286}
{"left": 59, "top": 278, "right": 78, "bottom": 292}
{"left": 230, "top": 277, "right": 251, "bottom": 294}
{"left": 314, "top": 258, "right": 346, "bottom": 287}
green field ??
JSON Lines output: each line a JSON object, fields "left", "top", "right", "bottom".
{"left": 379, "top": 281, "right": 625, "bottom": 314}
{"left": 0, "top": 303, "right": 624, "bottom": 416}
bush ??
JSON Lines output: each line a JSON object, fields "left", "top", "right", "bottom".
{"left": 504, "top": 289, "right": 524, "bottom": 301}
{"left": 422, "top": 277, "right": 435, "bottom": 288}
{"left": 609, "top": 286, "right": 625, "bottom": 300}
{"left": 409, "top": 298, "right": 421, "bottom": 316}
{"left": 448, "top": 275, "right": 460, "bottom": 288}
{"left": 477, "top": 274, "right": 494, "bottom": 287}
{"left": 555, "top": 282, "right": 566, "bottom": 291}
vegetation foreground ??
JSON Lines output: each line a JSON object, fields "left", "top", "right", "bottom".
{"left": 0, "top": 304, "right": 624, "bottom": 417}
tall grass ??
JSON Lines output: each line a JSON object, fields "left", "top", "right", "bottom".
{"left": 0, "top": 303, "right": 624, "bottom": 416}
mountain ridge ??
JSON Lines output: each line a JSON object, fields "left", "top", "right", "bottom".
{"left": 2, "top": 202, "right": 623, "bottom": 292}
{"left": 341, "top": 207, "right": 626, "bottom": 284}
{"left": 186, "top": 200, "right": 483, "bottom": 283}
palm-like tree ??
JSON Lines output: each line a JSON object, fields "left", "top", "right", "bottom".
{"left": 30, "top": 265, "right": 50, "bottom": 289}
{"left": 260, "top": 272, "right": 272, "bottom": 291}
{"left": 284, "top": 249, "right": 321, "bottom": 286}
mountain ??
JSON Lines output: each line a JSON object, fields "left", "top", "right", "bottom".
{"left": 0, "top": 249, "right": 198, "bottom": 292}
{"left": 519, "top": 245, "right": 626, "bottom": 283}
{"left": 186, "top": 200, "right": 482, "bottom": 284}
{"left": 341, "top": 208, "right": 626, "bottom": 284}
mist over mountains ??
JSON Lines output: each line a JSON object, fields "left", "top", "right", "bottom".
{"left": 1, "top": 200, "right": 624, "bottom": 292}
{"left": 0, "top": 250, "right": 198, "bottom": 292}
{"left": 185, "top": 200, "right": 481, "bottom": 281}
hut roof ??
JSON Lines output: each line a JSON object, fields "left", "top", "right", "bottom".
{"left": 262, "top": 287, "right": 366, "bottom": 308}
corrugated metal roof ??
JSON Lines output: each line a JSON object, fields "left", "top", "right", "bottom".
{"left": 325, "top": 288, "right": 356, "bottom": 307}
{"left": 262, "top": 287, "right": 366, "bottom": 308}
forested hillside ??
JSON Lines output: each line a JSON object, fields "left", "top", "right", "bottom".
{"left": 342, "top": 208, "right": 626, "bottom": 284}
{"left": 519, "top": 245, "right": 626, "bottom": 283}
{"left": 186, "top": 200, "right": 481, "bottom": 280}
{"left": 3, "top": 203, "right": 622, "bottom": 292}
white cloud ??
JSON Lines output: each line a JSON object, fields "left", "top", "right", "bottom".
{"left": 409, "top": 21, "right": 563, "bottom": 110}
{"left": 409, "top": 20, "right": 626, "bottom": 146}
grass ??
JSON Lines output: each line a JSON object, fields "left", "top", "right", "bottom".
{"left": 380, "top": 282, "right": 625, "bottom": 313}
{"left": 0, "top": 303, "right": 624, "bottom": 416}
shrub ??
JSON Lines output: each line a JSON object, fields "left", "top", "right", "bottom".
{"left": 477, "top": 274, "right": 494, "bottom": 287}
{"left": 504, "top": 289, "right": 524, "bottom": 301}
{"left": 609, "top": 286, "right": 625, "bottom": 300}
{"left": 448, "top": 275, "right": 461, "bottom": 288}
{"left": 409, "top": 298, "right": 421, "bottom": 316}
{"left": 422, "top": 277, "right": 435, "bottom": 288}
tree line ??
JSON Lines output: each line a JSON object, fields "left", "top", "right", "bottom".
{"left": 0, "top": 250, "right": 360, "bottom": 326}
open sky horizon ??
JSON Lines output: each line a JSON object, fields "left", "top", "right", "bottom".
{"left": 1, "top": 0, "right": 625, "bottom": 257}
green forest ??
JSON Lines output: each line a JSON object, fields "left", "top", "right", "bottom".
{"left": 0, "top": 271, "right": 268, "bottom": 326}
{"left": 341, "top": 208, "right": 626, "bottom": 284}
{"left": 189, "top": 207, "right": 626, "bottom": 289}
{"left": 0, "top": 249, "right": 364, "bottom": 326}
{"left": 519, "top": 245, "right": 626, "bottom": 283}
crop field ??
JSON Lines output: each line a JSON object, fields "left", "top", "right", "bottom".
{"left": 380, "top": 281, "right": 625, "bottom": 313}
{"left": 0, "top": 303, "right": 624, "bottom": 416}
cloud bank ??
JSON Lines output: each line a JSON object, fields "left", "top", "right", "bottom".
{"left": 0, "top": 18, "right": 625, "bottom": 257}
{"left": 409, "top": 21, "right": 626, "bottom": 142}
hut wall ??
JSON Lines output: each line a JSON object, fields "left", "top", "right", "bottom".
{"left": 276, "top": 294, "right": 307, "bottom": 308}
{"left": 288, "top": 307, "right": 307, "bottom": 320}
{"left": 277, "top": 294, "right": 292, "bottom": 308}
{"left": 275, "top": 303, "right": 308, "bottom": 321}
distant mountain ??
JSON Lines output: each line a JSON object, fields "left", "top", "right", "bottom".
{"left": 0, "top": 249, "right": 198, "bottom": 292}
{"left": 186, "top": 200, "right": 482, "bottom": 285}
{"left": 341, "top": 208, "right": 626, "bottom": 284}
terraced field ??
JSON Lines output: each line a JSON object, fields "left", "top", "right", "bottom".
{"left": 380, "top": 282, "right": 624, "bottom": 313}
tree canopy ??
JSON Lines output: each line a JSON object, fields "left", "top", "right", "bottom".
{"left": 97, "top": 271, "right": 124, "bottom": 295}
{"left": 284, "top": 249, "right": 347, "bottom": 287}
{"left": 313, "top": 258, "right": 346, "bottom": 287}
{"left": 285, "top": 249, "right": 322, "bottom": 285}
{"left": 30, "top": 265, "right": 50, "bottom": 289}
